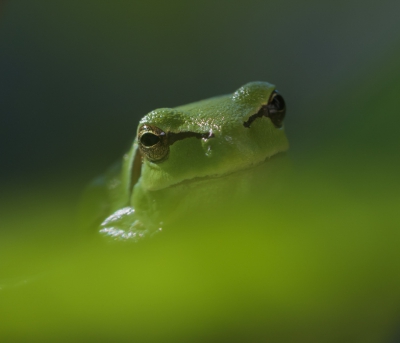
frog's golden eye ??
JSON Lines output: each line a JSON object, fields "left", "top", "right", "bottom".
{"left": 138, "top": 125, "right": 169, "bottom": 163}
{"left": 138, "top": 125, "right": 215, "bottom": 163}
{"left": 140, "top": 133, "right": 160, "bottom": 147}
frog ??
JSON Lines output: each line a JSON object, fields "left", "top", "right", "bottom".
{"left": 79, "top": 81, "right": 289, "bottom": 241}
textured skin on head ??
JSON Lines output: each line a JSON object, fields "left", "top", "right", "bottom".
{"left": 136, "top": 82, "right": 289, "bottom": 191}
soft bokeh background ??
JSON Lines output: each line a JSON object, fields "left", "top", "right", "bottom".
{"left": 1, "top": 1, "right": 400, "bottom": 342}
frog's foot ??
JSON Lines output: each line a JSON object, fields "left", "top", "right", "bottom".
{"left": 99, "top": 207, "right": 155, "bottom": 242}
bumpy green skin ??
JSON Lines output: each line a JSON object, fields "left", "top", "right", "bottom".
{"left": 80, "top": 82, "right": 289, "bottom": 240}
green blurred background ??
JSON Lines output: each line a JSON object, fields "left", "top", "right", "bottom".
{"left": 1, "top": 1, "right": 400, "bottom": 342}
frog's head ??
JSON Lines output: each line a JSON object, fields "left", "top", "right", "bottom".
{"left": 132, "top": 81, "right": 289, "bottom": 191}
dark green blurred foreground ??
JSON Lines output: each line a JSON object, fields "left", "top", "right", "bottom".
{"left": 1, "top": 152, "right": 399, "bottom": 343}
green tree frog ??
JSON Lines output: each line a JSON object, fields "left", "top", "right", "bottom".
{"left": 80, "top": 81, "right": 289, "bottom": 241}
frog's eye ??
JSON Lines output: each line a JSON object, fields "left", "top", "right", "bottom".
{"left": 243, "top": 90, "right": 286, "bottom": 128}
{"left": 266, "top": 91, "right": 286, "bottom": 128}
{"left": 138, "top": 125, "right": 169, "bottom": 163}
{"left": 140, "top": 133, "right": 160, "bottom": 147}
{"left": 269, "top": 92, "right": 285, "bottom": 112}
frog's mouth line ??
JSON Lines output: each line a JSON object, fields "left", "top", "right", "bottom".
{"left": 130, "top": 145, "right": 286, "bottom": 194}
{"left": 132, "top": 124, "right": 287, "bottom": 193}
{"left": 164, "top": 151, "right": 287, "bottom": 190}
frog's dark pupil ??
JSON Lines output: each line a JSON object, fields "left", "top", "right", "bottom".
{"left": 141, "top": 133, "right": 160, "bottom": 147}
{"left": 270, "top": 94, "right": 285, "bottom": 112}
{"left": 243, "top": 91, "right": 286, "bottom": 129}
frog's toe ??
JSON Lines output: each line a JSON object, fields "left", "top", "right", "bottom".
{"left": 99, "top": 208, "right": 149, "bottom": 242}
{"left": 99, "top": 220, "right": 149, "bottom": 242}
